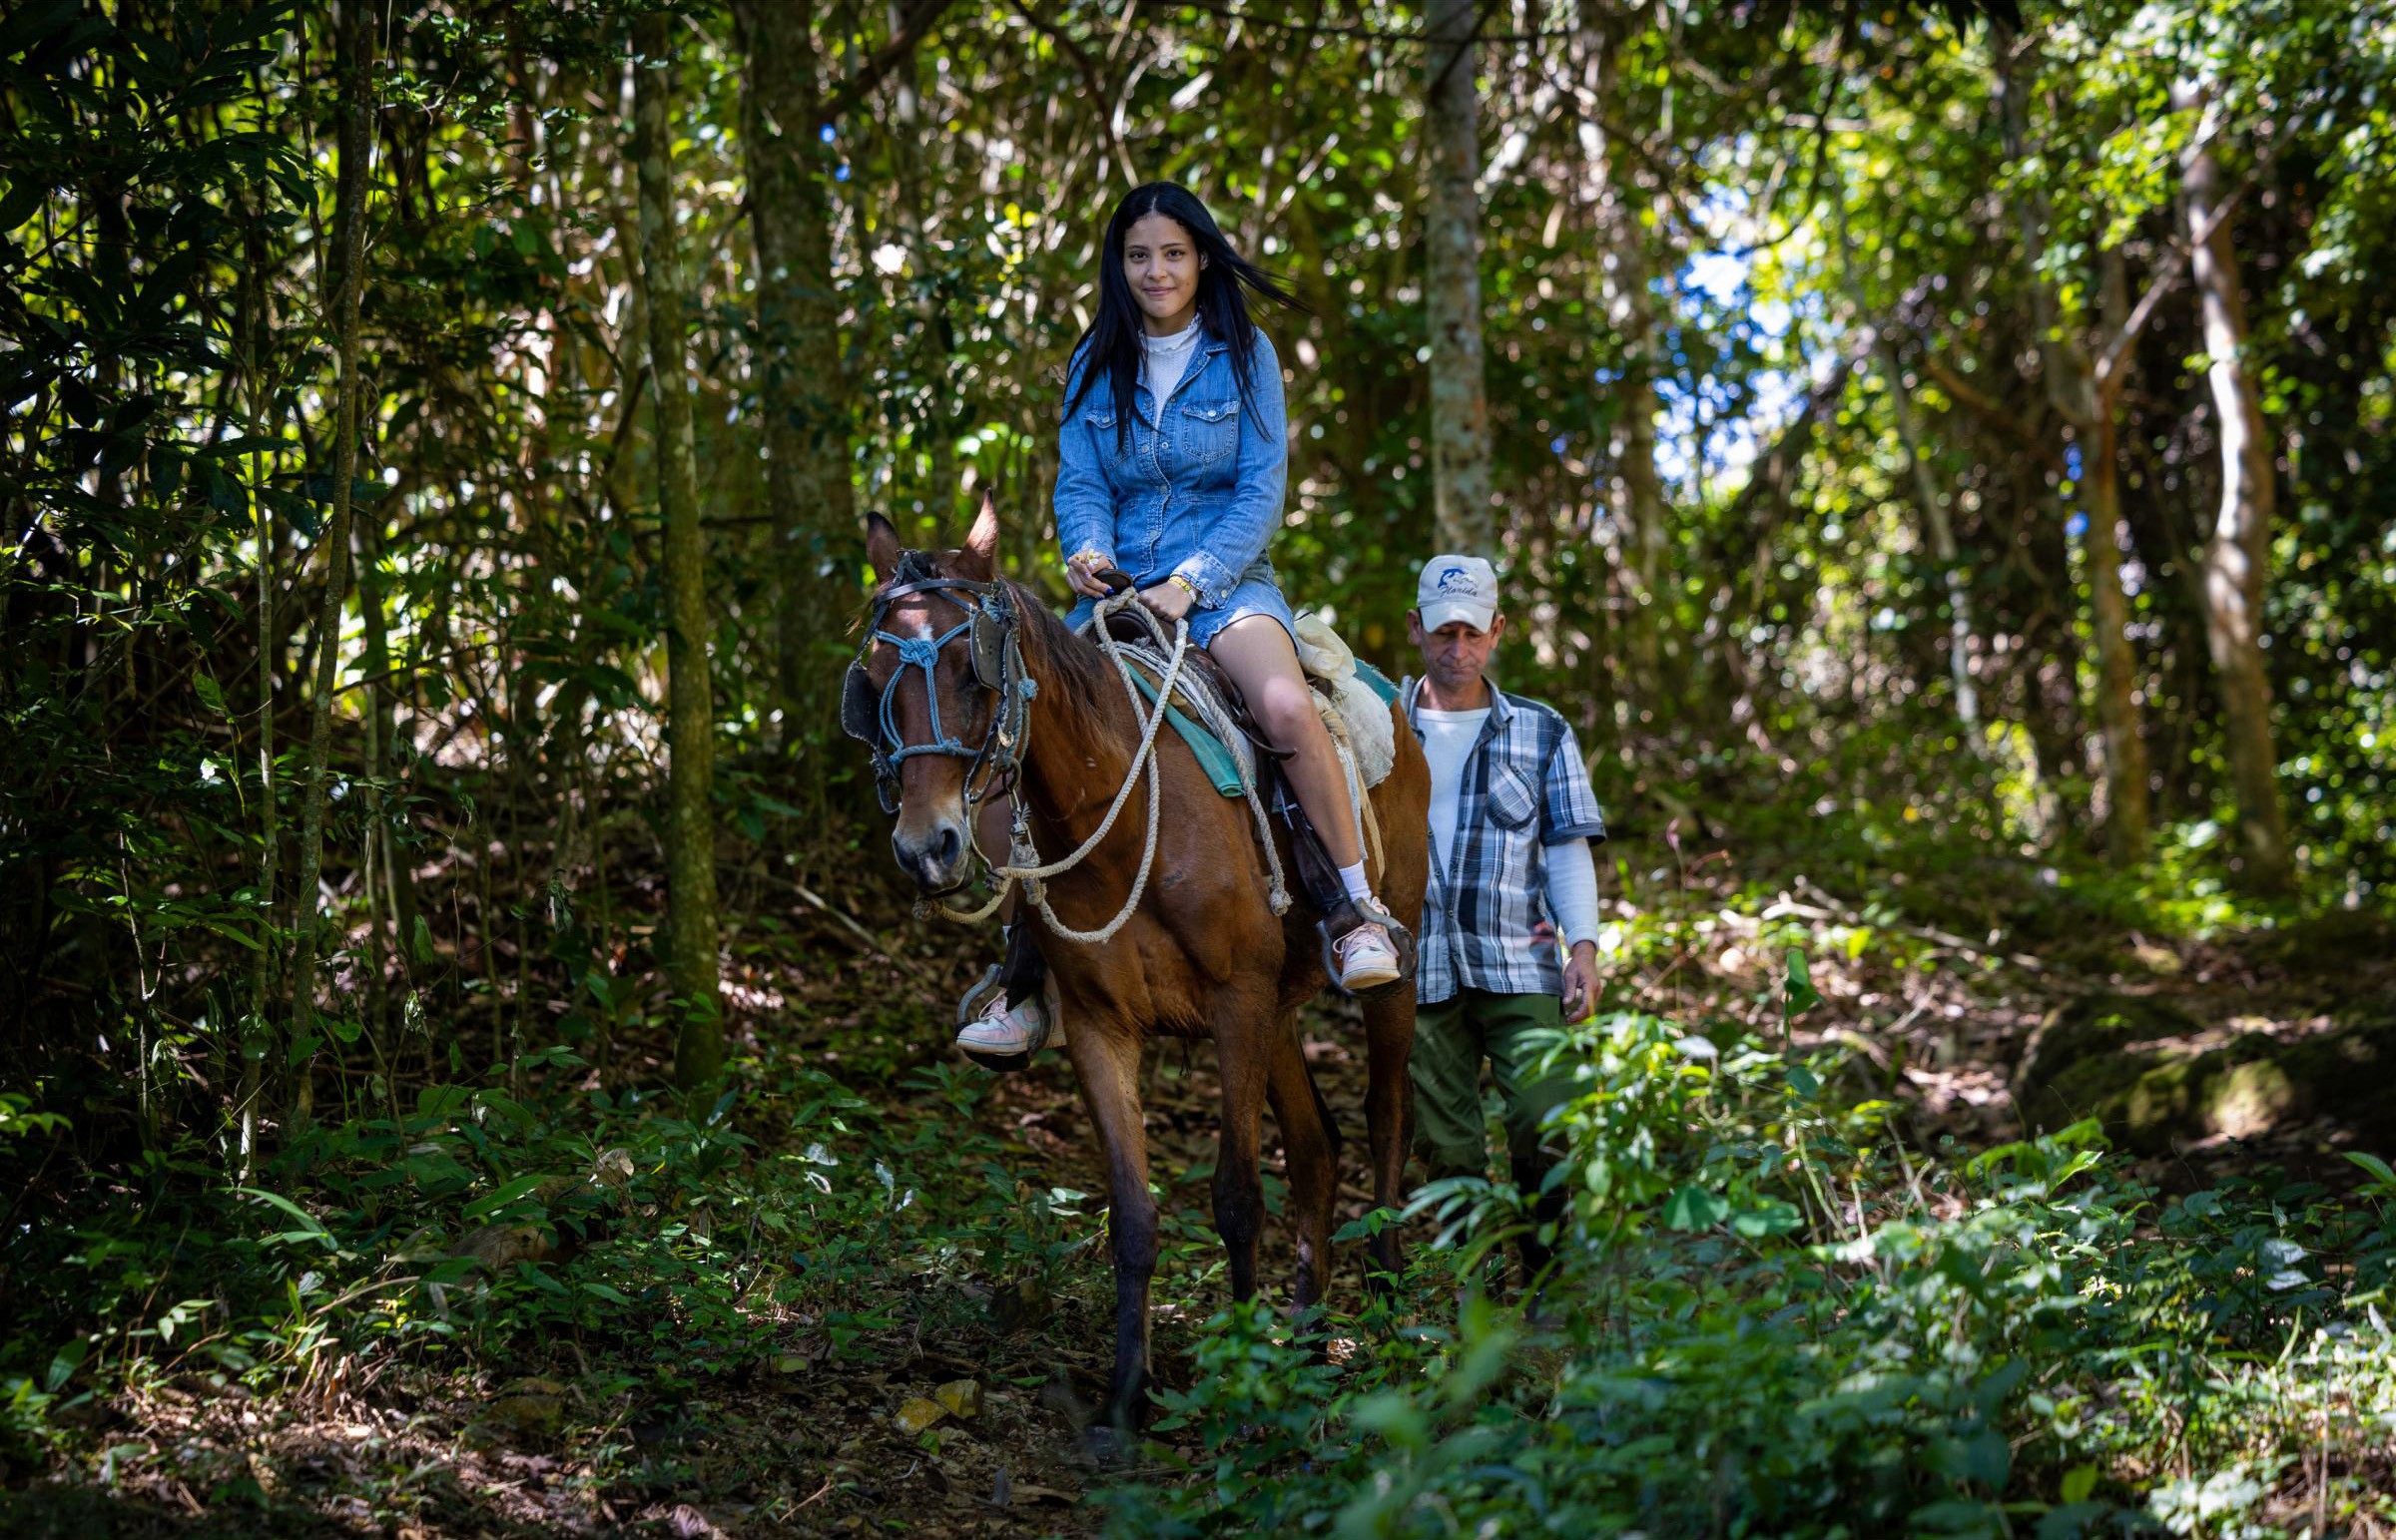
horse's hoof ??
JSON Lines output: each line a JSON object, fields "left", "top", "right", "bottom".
{"left": 1078, "top": 1422, "right": 1129, "bottom": 1466}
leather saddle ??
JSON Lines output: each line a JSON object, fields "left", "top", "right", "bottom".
{"left": 1093, "top": 612, "right": 1358, "bottom": 928}
{"left": 1098, "top": 610, "right": 1288, "bottom": 765}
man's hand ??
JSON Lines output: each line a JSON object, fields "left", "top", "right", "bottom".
{"left": 1561, "top": 939, "right": 1601, "bottom": 1022}
{"left": 1138, "top": 580, "right": 1195, "bottom": 623}
{"left": 1065, "top": 550, "right": 1118, "bottom": 600}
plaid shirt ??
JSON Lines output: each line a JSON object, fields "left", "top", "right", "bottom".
{"left": 1403, "top": 679, "right": 1608, "bottom": 1006}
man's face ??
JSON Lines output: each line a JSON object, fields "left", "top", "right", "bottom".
{"left": 1408, "top": 610, "right": 1504, "bottom": 694}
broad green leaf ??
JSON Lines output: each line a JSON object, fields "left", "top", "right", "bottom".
{"left": 1783, "top": 947, "right": 1823, "bottom": 1017}
{"left": 231, "top": 1186, "right": 332, "bottom": 1244}
{"left": 44, "top": 1336, "right": 88, "bottom": 1393}
{"left": 1661, "top": 1185, "right": 1731, "bottom": 1232}
{"left": 462, "top": 1175, "right": 548, "bottom": 1221}
{"left": 2345, "top": 1152, "right": 2396, "bottom": 1190}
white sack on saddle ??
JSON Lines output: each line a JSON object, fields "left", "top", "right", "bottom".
{"left": 1292, "top": 612, "right": 1396, "bottom": 789}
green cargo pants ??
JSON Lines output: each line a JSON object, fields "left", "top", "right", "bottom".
{"left": 1410, "top": 988, "right": 1574, "bottom": 1187}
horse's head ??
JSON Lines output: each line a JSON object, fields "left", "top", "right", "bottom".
{"left": 844, "top": 499, "right": 1029, "bottom": 894}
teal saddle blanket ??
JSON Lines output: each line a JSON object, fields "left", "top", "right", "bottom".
{"left": 1124, "top": 661, "right": 1401, "bottom": 797}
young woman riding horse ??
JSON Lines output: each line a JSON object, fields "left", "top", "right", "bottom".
{"left": 844, "top": 183, "right": 1431, "bottom": 1446}
{"left": 955, "top": 181, "right": 1414, "bottom": 1066}
{"left": 854, "top": 500, "right": 1429, "bottom": 1449}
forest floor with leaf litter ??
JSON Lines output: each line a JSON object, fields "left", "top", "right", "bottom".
{"left": 4, "top": 820, "right": 2391, "bottom": 1539}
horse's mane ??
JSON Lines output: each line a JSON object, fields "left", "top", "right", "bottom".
{"left": 1003, "top": 576, "right": 1134, "bottom": 754}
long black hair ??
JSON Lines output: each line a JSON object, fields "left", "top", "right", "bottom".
{"left": 1064, "top": 182, "right": 1305, "bottom": 444}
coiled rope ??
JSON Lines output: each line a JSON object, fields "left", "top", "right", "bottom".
{"left": 938, "top": 588, "right": 1291, "bottom": 943}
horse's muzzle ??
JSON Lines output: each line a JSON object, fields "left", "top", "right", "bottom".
{"left": 893, "top": 818, "right": 972, "bottom": 896}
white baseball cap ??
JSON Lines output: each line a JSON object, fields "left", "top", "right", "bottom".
{"left": 1416, "top": 554, "right": 1499, "bottom": 633}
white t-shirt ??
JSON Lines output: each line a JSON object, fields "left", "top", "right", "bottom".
{"left": 1418, "top": 707, "right": 1488, "bottom": 877}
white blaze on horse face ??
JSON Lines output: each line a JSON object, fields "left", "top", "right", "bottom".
{"left": 881, "top": 594, "right": 976, "bottom": 891}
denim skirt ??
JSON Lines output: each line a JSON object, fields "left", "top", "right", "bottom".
{"left": 1062, "top": 558, "right": 1298, "bottom": 650}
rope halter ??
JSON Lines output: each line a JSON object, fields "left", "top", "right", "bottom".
{"left": 846, "top": 550, "right": 1290, "bottom": 946}
{"left": 841, "top": 557, "right": 1035, "bottom": 815}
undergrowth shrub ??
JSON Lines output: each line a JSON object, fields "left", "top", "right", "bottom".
{"left": 1102, "top": 1012, "right": 2396, "bottom": 1539}
{"left": 0, "top": 1049, "right": 1082, "bottom": 1468}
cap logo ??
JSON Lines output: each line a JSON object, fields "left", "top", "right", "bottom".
{"left": 1436, "top": 565, "right": 1479, "bottom": 595}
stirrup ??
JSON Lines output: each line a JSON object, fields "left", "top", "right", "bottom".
{"left": 955, "top": 965, "right": 1057, "bottom": 1072}
{"left": 1319, "top": 896, "right": 1417, "bottom": 999}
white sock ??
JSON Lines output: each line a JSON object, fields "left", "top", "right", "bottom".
{"left": 1336, "top": 860, "right": 1374, "bottom": 905}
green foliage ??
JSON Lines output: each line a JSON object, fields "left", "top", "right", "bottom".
{"left": 7, "top": 0, "right": 2396, "bottom": 1525}
{"left": 1102, "top": 1009, "right": 2396, "bottom": 1537}
{"left": 0, "top": 1046, "right": 1095, "bottom": 1470}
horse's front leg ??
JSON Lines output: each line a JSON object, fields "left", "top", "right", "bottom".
{"left": 1211, "top": 1002, "right": 1274, "bottom": 1305}
{"left": 1359, "top": 987, "right": 1418, "bottom": 1291}
{"left": 1066, "top": 1015, "right": 1157, "bottom": 1448}
{"left": 1263, "top": 1013, "right": 1337, "bottom": 1314}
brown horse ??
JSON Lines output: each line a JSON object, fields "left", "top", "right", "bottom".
{"left": 851, "top": 503, "right": 1430, "bottom": 1443}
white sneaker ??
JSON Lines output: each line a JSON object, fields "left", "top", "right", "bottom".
{"left": 954, "top": 983, "right": 1061, "bottom": 1071}
{"left": 1333, "top": 922, "right": 1404, "bottom": 992}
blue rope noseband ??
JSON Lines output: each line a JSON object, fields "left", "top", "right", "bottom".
{"left": 841, "top": 561, "right": 1036, "bottom": 814}
{"left": 873, "top": 621, "right": 976, "bottom": 768}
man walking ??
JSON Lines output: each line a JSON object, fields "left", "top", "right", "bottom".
{"left": 1404, "top": 554, "right": 1606, "bottom": 1283}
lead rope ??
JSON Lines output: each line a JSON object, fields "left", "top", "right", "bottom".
{"left": 1061, "top": 599, "right": 1291, "bottom": 924}
{"left": 937, "top": 588, "right": 1291, "bottom": 941}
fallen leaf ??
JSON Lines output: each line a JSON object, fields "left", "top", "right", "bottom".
{"left": 987, "top": 1277, "right": 1048, "bottom": 1332}
{"left": 933, "top": 1379, "right": 980, "bottom": 1418}
{"left": 894, "top": 1396, "right": 948, "bottom": 1435}
{"left": 452, "top": 1224, "right": 553, "bottom": 1271}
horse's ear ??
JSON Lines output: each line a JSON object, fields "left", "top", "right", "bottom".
{"left": 957, "top": 493, "right": 1000, "bottom": 580}
{"left": 866, "top": 512, "right": 901, "bottom": 583}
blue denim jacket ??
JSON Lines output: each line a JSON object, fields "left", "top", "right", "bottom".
{"left": 1053, "top": 326, "right": 1287, "bottom": 610}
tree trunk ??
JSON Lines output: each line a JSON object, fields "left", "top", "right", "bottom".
{"left": 1877, "top": 337, "right": 1979, "bottom": 724}
{"left": 288, "top": 0, "right": 375, "bottom": 1129}
{"left": 2176, "top": 81, "right": 2293, "bottom": 894}
{"left": 237, "top": 214, "right": 277, "bottom": 1177}
{"left": 1835, "top": 200, "right": 1979, "bottom": 725}
{"left": 2079, "top": 411, "right": 2150, "bottom": 861}
{"left": 633, "top": 15, "right": 725, "bottom": 1089}
{"left": 730, "top": 0, "right": 859, "bottom": 736}
{"left": 885, "top": 0, "right": 952, "bottom": 528}
{"left": 353, "top": 519, "right": 389, "bottom": 1047}
{"left": 1423, "top": 0, "right": 1494, "bottom": 553}
{"left": 1996, "top": 33, "right": 2148, "bottom": 857}
{"left": 356, "top": 503, "right": 419, "bottom": 982}
{"left": 1581, "top": 3, "right": 1666, "bottom": 681}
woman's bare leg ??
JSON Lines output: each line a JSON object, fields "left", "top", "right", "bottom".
{"left": 1206, "top": 617, "right": 1365, "bottom": 871}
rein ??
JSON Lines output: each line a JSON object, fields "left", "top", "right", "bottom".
{"left": 849, "top": 557, "right": 1289, "bottom": 944}
{"left": 942, "top": 588, "right": 1193, "bottom": 943}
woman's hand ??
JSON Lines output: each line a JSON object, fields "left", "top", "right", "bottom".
{"left": 1065, "top": 549, "right": 1118, "bottom": 600}
{"left": 1138, "top": 580, "right": 1195, "bottom": 624}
